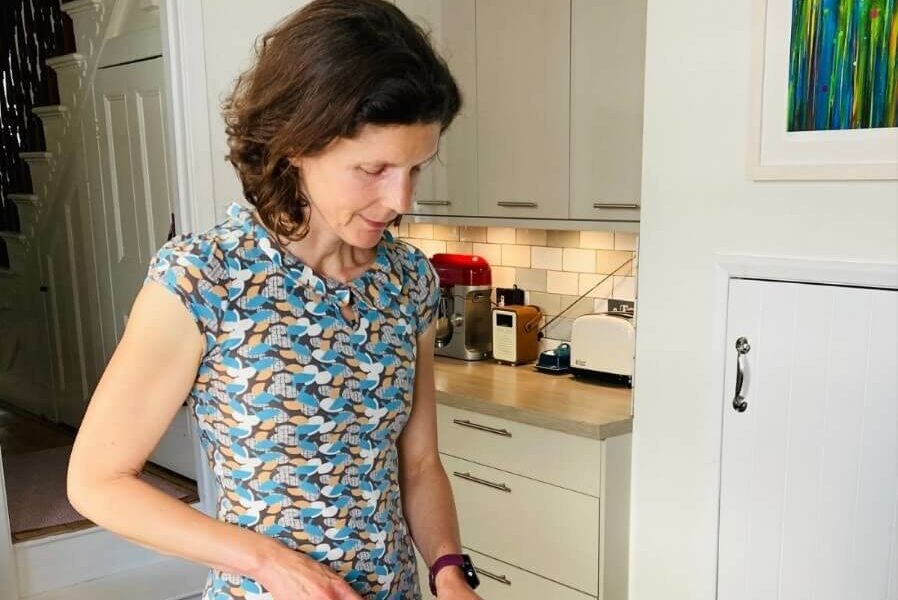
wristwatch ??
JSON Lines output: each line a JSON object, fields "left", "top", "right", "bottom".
{"left": 428, "top": 553, "right": 480, "bottom": 595}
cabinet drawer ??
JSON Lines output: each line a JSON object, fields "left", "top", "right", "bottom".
{"left": 416, "top": 546, "right": 594, "bottom": 600}
{"left": 437, "top": 404, "right": 601, "bottom": 497}
{"left": 441, "top": 454, "right": 599, "bottom": 595}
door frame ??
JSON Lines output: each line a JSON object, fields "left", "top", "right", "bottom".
{"left": 159, "top": 0, "right": 218, "bottom": 235}
{"left": 158, "top": 0, "right": 219, "bottom": 516}
{"left": 709, "top": 254, "right": 898, "bottom": 596}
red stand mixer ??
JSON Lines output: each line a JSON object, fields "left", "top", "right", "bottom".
{"left": 430, "top": 253, "right": 493, "bottom": 361}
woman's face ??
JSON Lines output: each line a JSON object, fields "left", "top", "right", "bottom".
{"left": 290, "top": 122, "right": 441, "bottom": 249}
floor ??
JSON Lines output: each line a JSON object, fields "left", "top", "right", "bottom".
{"left": 0, "top": 400, "right": 199, "bottom": 542}
{"left": 0, "top": 402, "right": 75, "bottom": 455}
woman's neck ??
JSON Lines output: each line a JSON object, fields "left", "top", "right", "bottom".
{"left": 273, "top": 210, "right": 375, "bottom": 284}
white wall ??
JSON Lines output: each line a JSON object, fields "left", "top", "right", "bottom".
{"left": 200, "top": 0, "right": 312, "bottom": 220}
{"left": 630, "top": 1, "right": 898, "bottom": 599}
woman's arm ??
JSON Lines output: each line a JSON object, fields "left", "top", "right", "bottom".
{"left": 69, "top": 282, "right": 363, "bottom": 599}
{"left": 398, "top": 322, "right": 474, "bottom": 595}
{"left": 66, "top": 281, "right": 282, "bottom": 578}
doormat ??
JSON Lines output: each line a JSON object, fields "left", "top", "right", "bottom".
{"left": 3, "top": 444, "right": 198, "bottom": 541}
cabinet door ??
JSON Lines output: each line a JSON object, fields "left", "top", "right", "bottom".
{"left": 395, "top": 0, "right": 477, "bottom": 217}
{"left": 718, "top": 279, "right": 898, "bottom": 600}
{"left": 569, "top": 0, "right": 646, "bottom": 221}
{"left": 476, "top": 0, "right": 570, "bottom": 219}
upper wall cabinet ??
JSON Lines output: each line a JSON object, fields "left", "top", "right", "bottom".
{"left": 569, "top": 0, "right": 646, "bottom": 221}
{"left": 475, "top": 0, "right": 570, "bottom": 220}
{"left": 395, "top": 0, "right": 646, "bottom": 223}
{"left": 396, "top": 0, "right": 478, "bottom": 217}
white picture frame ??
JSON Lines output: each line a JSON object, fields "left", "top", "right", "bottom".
{"left": 749, "top": 0, "right": 898, "bottom": 180}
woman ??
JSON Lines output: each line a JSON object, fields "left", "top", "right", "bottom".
{"left": 66, "top": 1, "right": 482, "bottom": 598}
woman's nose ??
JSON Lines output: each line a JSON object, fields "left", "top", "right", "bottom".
{"left": 385, "top": 172, "right": 415, "bottom": 214}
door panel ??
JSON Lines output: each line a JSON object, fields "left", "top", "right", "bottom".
{"left": 718, "top": 278, "right": 898, "bottom": 600}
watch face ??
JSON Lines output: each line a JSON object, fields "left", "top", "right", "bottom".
{"left": 461, "top": 554, "right": 480, "bottom": 589}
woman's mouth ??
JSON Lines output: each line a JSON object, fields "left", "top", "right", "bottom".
{"left": 360, "top": 215, "right": 390, "bottom": 230}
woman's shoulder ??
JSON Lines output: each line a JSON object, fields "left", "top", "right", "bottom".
{"left": 150, "top": 203, "right": 251, "bottom": 279}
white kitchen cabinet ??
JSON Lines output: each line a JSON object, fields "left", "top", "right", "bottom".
{"left": 475, "top": 0, "right": 571, "bottom": 219}
{"left": 569, "top": 0, "right": 646, "bottom": 221}
{"left": 441, "top": 453, "right": 600, "bottom": 595}
{"left": 717, "top": 279, "right": 897, "bottom": 600}
{"left": 418, "top": 404, "right": 631, "bottom": 599}
{"left": 394, "top": 0, "right": 478, "bottom": 217}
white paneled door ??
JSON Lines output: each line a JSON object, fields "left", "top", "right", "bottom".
{"left": 94, "top": 56, "right": 174, "bottom": 341}
{"left": 93, "top": 57, "right": 195, "bottom": 479}
{"left": 718, "top": 278, "right": 898, "bottom": 600}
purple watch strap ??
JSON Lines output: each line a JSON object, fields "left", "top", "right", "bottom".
{"left": 428, "top": 554, "right": 465, "bottom": 595}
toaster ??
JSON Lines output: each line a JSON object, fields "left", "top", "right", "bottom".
{"left": 570, "top": 314, "right": 635, "bottom": 386}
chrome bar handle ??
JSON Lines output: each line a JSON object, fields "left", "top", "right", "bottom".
{"left": 452, "top": 419, "right": 512, "bottom": 437}
{"left": 732, "top": 337, "right": 751, "bottom": 412}
{"left": 497, "top": 201, "right": 538, "bottom": 208}
{"left": 592, "top": 203, "right": 639, "bottom": 209}
{"left": 452, "top": 471, "right": 512, "bottom": 493}
{"left": 475, "top": 566, "right": 512, "bottom": 585}
{"left": 415, "top": 200, "right": 451, "bottom": 206}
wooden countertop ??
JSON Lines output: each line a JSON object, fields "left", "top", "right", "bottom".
{"left": 432, "top": 357, "right": 633, "bottom": 440}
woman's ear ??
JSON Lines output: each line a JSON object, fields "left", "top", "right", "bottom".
{"left": 287, "top": 156, "right": 303, "bottom": 169}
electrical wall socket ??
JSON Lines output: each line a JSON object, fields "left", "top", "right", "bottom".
{"left": 608, "top": 299, "right": 635, "bottom": 314}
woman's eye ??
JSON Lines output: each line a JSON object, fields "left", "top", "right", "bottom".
{"left": 361, "top": 166, "right": 385, "bottom": 176}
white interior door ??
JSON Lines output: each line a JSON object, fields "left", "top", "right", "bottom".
{"left": 718, "top": 278, "right": 898, "bottom": 600}
{"left": 94, "top": 56, "right": 173, "bottom": 339}
{"left": 93, "top": 57, "right": 195, "bottom": 479}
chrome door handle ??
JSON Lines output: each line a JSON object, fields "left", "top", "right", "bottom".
{"left": 592, "top": 203, "right": 639, "bottom": 209}
{"left": 452, "top": 471, "right": 511, "bottom": 493}
{"left": 415, "top": 200, "right": 451, "bottom": 206}
{"left": 732, "top": 336, "right": 751, "bottom": 412}
{"left": 475, "top": 566, "right": 511, "bottom": 585}
{"left": 497, "top": 201, "right": 538, "bottom": 208}
{"left": 452, "top": 419, "right": 512, "bottom": 437}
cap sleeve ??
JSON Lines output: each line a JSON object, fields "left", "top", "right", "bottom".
{"left": 144, "top": 234, "right": 225, "bottom": 351}
{"left": 410, "top": 249, "right": 441, "bottom": 336}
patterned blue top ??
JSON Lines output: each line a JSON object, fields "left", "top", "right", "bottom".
{"left": 145, "top": 202, "right": 440, "bottom": 599}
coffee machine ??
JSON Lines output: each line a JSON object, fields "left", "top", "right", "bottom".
{"left": 430, "top": 253, "right": 492, "bottom": 360}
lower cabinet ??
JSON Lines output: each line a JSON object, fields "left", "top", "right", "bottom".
{"left": 441, "top": 454, "right": 599, "bottom": 594}
{"left": 416, "top": 404, "right": 631, "bottom": 599}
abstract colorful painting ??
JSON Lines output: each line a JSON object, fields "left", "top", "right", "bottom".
{"left": 787, "top": 0, "right": 898, "bottom": 131}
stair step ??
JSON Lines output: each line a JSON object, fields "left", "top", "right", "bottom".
{"left": 0, "top": 268, "right": 17, "bottom": 278}
{"left": 13, "top": 502, "right": 207, "bottom": 599}
{"left": 0, "top": 232, "right": 26, "bottom": 243}
{"left": 31, "top": 105, "right": 68, "bottom": 118}
{"left": 32, "top": 106, "right": 70, "bottom": 156}
{"left": 46, "top": 53, "right": 87, "bottom": 109}
{"left": 7, "top": 194, "right": 38, "bottom": 207}
{"left": 62, "top": 0, "right": 107, "bottom": 63}
{"left": 18, "top": 152, "right": 53, "bottom": 196}
{"left": 21, "top": 556, "right": 207, "bottom": 600}
{"left": 18, "top": 152, "right": 53, "bottom": 163}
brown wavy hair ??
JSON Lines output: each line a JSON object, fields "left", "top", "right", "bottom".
{"left": 222, "top": 0, "right": 462, "bottom": 241}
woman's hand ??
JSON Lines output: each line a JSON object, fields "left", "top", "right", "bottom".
{"left": 255, "top": 542, "right": 363, "bottom": 600}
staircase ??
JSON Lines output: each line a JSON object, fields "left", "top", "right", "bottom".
{"left": 0, "top": 0, "right": 111, "bottom": 419}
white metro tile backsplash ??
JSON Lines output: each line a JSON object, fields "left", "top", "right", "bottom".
{"left": 396, "top": 225, "right": 639, "bottom": 341}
